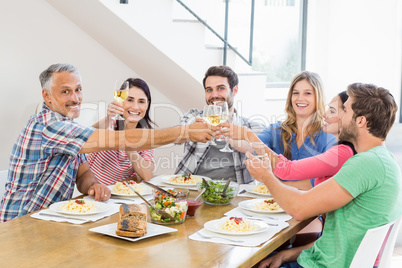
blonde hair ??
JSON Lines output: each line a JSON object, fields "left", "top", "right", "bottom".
{"left": 281, "top": 71, "right": 326, "bottom": 158}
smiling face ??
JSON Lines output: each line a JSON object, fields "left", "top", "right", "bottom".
{"left": 204, "top": 75, "right": 238, "bottom": 109}
{"left": 323, "top": 96, "right": 345, "bottom": 137}
{"left": 42, "top": 72, "right": 82, "bottom": 119}
{"left": 291, "top": 79, "right": 317, "bottom": 119}
{"left": 122, "top": 86, "right": 149, "bottom": 125}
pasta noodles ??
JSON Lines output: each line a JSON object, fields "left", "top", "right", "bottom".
{"left": 169, "top": 174, "right": 200, "bottom": 185}
{"left": 220, "top": 217, "right": 258, "bottom": 233}
{"left": 254, "top": 199, "right": 282, "bottom": 211}
{"left": 112, "top": 181, "right": 143, "bottom": 195}
{"left": 60, "top": 200, "right": 96, "bottom": 213}
{"left": 253, "top": 185, "right": 270, "bottom": 194}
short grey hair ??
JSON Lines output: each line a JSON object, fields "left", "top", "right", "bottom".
{"left": 39, "top": 63, "right": 79, "bottom": 92}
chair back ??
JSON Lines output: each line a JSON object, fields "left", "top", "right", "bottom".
{"left": 378, "top": 214, "right": 402, "bottom": 268}
{"left": 0, "top": 170, "right": 8, "bottom": 198}
{"left": 350, "top": 220, "right": 395, "bottom": 268}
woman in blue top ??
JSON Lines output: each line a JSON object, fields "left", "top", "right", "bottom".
{"left": 258, "top": 71, "right": 336, "bottom": 161}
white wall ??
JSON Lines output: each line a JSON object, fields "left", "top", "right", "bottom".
{"left": 307, "top": 0, "right": 402, "bottom": 114}
{"left": 0, "top": 0, "right": 184, "bottom": 172}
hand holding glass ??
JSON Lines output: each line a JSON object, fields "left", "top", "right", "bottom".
{"left": 113, "top": 81, "right": 129, "bottom": 130}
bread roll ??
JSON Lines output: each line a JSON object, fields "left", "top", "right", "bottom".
{"left": 119, "top": 204, "right": 147, "bottom": 221}
{"left": 116, "top": 204, "right": 147, "bottom": 238}
{"left": 117, "top": 219, "right": 147, "bottom": 232}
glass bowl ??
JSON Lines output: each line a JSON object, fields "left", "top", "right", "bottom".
{"left": 153, "top": 188, "right": 190, "bottom": 202}
{"left": 149, "top": 198, "right": 188, "bottom": 225}
{"left": 196, "top": 179, "right": 238, "bottom": 206}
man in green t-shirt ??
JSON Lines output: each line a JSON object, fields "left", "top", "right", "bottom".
{"left": 246, "top": 83, "right": 402, "bottom": 268}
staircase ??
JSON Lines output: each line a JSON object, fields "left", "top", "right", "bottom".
{"left": 45, "top": 0, "right": 268, "bottom": 118}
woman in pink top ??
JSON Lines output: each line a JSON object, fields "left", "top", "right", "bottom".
{"left": 87, "top": 78, "right": 157, "bottom": 185}
{"left": 252, "top": 91, "right": 357, "bottom": 268}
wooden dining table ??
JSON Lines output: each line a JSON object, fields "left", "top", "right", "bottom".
{"left": 0, "top": 190, "right": 315, "bottom": 268}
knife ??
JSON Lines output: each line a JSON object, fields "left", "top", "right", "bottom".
{"left": 39, "top": 212, "right": 88, "bottom": 222}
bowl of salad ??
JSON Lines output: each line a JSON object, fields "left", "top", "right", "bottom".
{"left": 149, "top": 197, "right": 188, "bottom": 225}
{"left": 196, "top": 179, "right": 238, "bottom": 205}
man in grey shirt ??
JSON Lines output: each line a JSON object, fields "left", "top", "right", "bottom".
{"left": 175, "top": 66, "right": 265, "bottom": 184}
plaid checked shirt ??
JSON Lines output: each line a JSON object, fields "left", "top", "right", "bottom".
{"left": 175, "top": 108, "right": 265, "bottom": 184}
{"left": 0, "top": 103, "right": 94, "bottom": 222}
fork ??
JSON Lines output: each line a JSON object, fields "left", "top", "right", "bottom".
{"left": 196, "top": 232, "right": 244, "bottom": 243}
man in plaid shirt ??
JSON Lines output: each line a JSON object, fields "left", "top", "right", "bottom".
{"left": 175, "top": 66, "right": 265, "bottom": 184}
{"left": 0, "top": 63, "right": 215, "bottom": 222}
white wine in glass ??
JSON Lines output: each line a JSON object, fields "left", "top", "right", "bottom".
{"left": 114, "top": 89, "right": 128, "bottom": 103}
{"left": 113, "top": 80, "right": 129, "bottom": 130}
{"left": 249, "top": 141, "right": 266, "bottom": 184}
{"left": 205, "top": 114, "right": 221, "bottom": 126}
{"left": 203, "top": 105, "right": 222, "bottom": 145}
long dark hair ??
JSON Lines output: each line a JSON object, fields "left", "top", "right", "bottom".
{"left": 125, "top": 78, "right": 157, "bottom": 129}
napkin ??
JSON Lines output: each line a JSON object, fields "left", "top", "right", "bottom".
{"left": 31, "top": 202, "right": 120, "bottom": 225}
{"left": 224, "top": 207, "right": 292, "bottom": 223}
{"left": 189, "top": 217, "right": 289, "bottom": 247}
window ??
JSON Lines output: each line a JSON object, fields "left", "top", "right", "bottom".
{"left": 174, "top": 0, "right": 307, "bottom": 88}
{"left": 252, "top": 0, "right": 306, "bottom": 87}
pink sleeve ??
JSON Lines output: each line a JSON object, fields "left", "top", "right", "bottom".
{"left": 273, "top": 145, "right": 354, "bottom": 181}
{"left": 138, "top": 149, "right": 155, "bottom": 163}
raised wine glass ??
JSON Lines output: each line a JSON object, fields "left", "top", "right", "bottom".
{"left": 214, "top": 101, "right": 233, "bottom": 152}
{"left": 113, "top": 80, "right": 129, "bottom": 130}
{"left": 249, "top": 141, "right": 266, "bottom": 185}
{"left": 203, "top": 104, "right": 222, "bottom": 145}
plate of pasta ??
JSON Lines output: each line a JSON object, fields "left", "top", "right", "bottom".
{"left": 49, "top": 200, "right": 110, "bottom": 215}
{"left": 108, "top": 181, "right": 153, "bottom": 197}
{"left": 161, "top": 174, "right": 208, "bottom": 187}
{"left": 246, "top": 184, "right": 272, "bottom": 197}
{"left": 204, "top": 217, "right": 269, "bottom": 236}
{"left": 238, "top": 199, "right": 285, "bottom": 214}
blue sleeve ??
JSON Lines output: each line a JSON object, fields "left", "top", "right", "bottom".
{"left": 257, "top": 122, "right": 281, "bottom": 148}
{"left": 42, "top": 121, "right": 95, "bottom": 156}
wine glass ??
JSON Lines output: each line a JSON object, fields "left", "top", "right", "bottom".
{"left": 113, "top": 81, "right": 129, "bottom": 130}
{"left": 214, "top": 101, "right": 233, "bottom": 153}
{"left": 249, "top": 142, "right": 266, "bottom": 185}
{"left": 203, "top": 104, "right": 222, "bottom": 145}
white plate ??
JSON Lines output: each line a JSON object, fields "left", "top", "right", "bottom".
{"left": 108, "top": 184, "right": 153, "bottom": 197}
{"left": 49, "top": 201, "right": 110, "bottom": 216}
{"left": 238, "top": 199, "right": 285, "bottom": 214}
{"left": 204, "top": 217, "right": 269, "bottom": 236}
{"left": 245, "top": 188, "right": 272, "bottom": 197}
{"left": 160, "top": 174, "right": 211, "bottom": 187}
{"left": 89, "top": 222, "right": 177, "bottom": 242}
